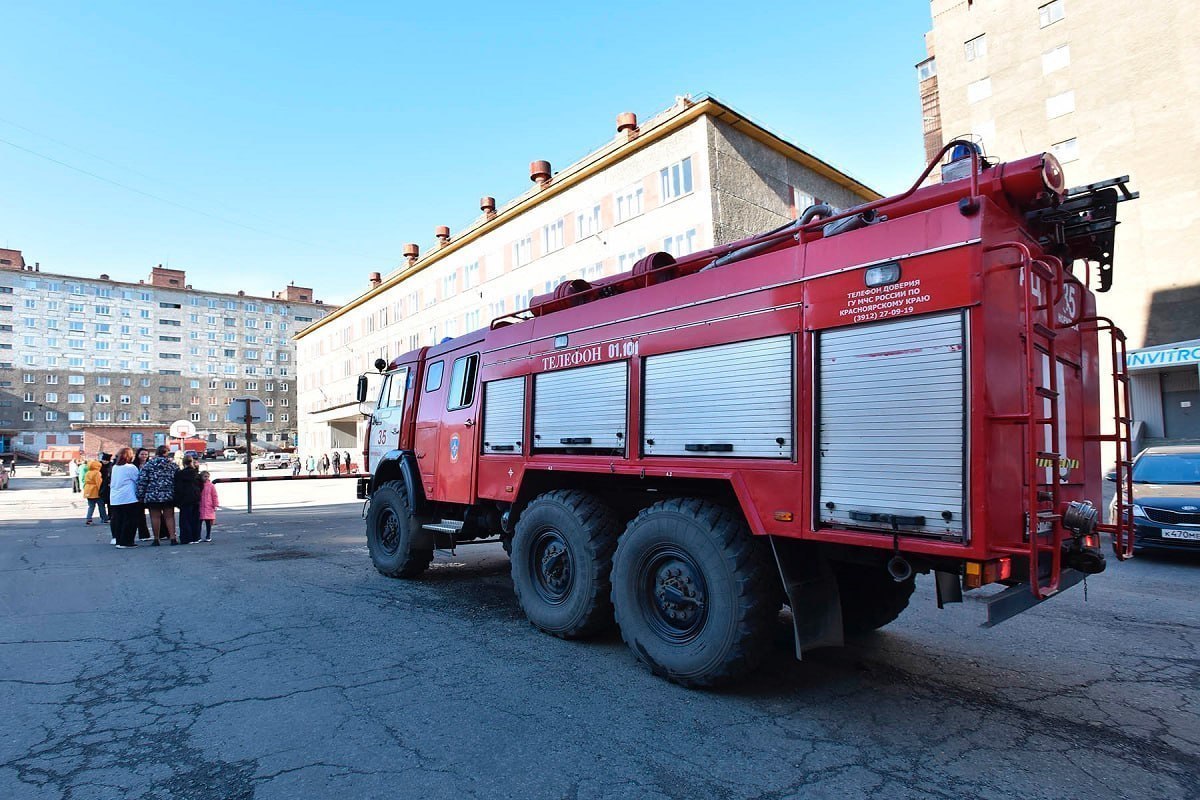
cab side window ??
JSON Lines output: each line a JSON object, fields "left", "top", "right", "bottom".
{"left": 424, "top": 361, "right": 445, "bottom": 393}
{"left": 382, "top": 367, "right": 408, "bottom": 409}
{"left": 447, "top": 354, "right": 479, "bottom": 411}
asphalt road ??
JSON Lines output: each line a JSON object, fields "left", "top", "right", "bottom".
{"left": 1, "top": 475, "right": 1197, "bottom": 800}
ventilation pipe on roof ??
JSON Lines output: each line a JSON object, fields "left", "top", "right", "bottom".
{"left": 617, "top": 111, "right": 638, "bottom": 138}
{"left": 435, "top": 226, "right": 451, "bottom": 247}
{"left": 530, "top": 160, "right": 552, "bottom": 187}
{"left": 368, "top": 272, "right": 382, "bottom": 288}
{"left": 481, "top": 196, "right": 497, "bottom": 220}
{"left": 402, "top": 243, "right": 419, "bottom": 266}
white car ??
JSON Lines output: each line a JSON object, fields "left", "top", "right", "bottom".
{"left": 252, "top": 453, "right": 292, "bottom": 470}
{"left": 223, "top": 449, "right": 239, "bottom": 460}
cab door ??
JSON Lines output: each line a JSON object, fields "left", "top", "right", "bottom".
{"left": 368, "top": 367, "right": 408, "bottom": 470}
{"left": 435, "top": 352, "right": 481, "bottom": 504}
{"left": 414, "top": 359, "right": 447, "bottom": 496}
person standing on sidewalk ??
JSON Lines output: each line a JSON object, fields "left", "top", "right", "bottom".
{"left": 198, "top": 471, "right": 219, "bottom": 543}
{"left": 76, "top": 457, "right": 88, "bottom": 494}
{"left": 175, "top": 455, "right": 202, "bottom": 544}
{"left": 132, "top": 448, "right": 152, "bottom": 541}
{"left": 98, "top": 453, "right": 113, "bottom": 528}
{"left": 83, "top": 459, "right": 107, "bottom": 526}
{"left": 136, "top": 445, "right": 179, "bottom": 545}
{"left": 109, "top": 448, "right": 140, "bottom": 549}
{"left": 331, "top": 450, "right": 341, "bottom": 475}
{"left": 71, "top": 456, "right": 82, "bottom": 493}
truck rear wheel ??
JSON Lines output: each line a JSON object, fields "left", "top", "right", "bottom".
{"left": 833, "top": 564, "right": 915, "bottom": 635}
{"left": 611, "top": 498, "right": 776, "bottom": 688}
{"left": 365, "top": 481, "right": 433, "bottom": 578}
{"left": 510, "top": 490, "right": 620, "bottom": 639}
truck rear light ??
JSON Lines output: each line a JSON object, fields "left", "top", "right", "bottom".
{"left": 963, "top": 558, "right": 1012, "bottom": 589}
{"left": 773, "top": 511, "right": 794, "bottom": 522}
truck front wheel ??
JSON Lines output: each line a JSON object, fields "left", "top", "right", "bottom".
{"left": 365, "top": 481, "right": 433, "bottom": 578}
{"left": 611, "top": 498, "right": 776, "bottom": 688}
{"left": 510, "top": 490, "right": 620, "bottom": 639}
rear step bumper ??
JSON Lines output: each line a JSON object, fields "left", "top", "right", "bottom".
{"left": 982, "top": 568, "right": 1086, "bottom": 627}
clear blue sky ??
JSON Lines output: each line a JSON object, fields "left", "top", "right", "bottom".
{"left": 0, "top": 1, "right": 932, "bottom": 305}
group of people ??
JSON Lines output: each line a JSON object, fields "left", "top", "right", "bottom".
{"left": 78, "top": 446, "right": 220, "bottom": 549}
{"left": 303, "top": 451, "right": 352, "bottom": 476}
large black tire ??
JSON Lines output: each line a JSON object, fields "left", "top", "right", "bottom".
{"left": 610, "top": 498, "right": 776, "bottom": 688}
{"left": 365, "top": 481, "right": 433, "bottom": 578}
{"left": 510, "top": 490, "right": 621, "bottom": 639}
{"left": 833, "top": 563, "right": 915, "bottom": 635}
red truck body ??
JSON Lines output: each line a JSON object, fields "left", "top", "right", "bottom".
{"left": 356, "top": 143, "right": 1136, "bottom": 686}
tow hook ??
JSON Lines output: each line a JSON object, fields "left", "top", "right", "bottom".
{"left": 1064, "top": 544, "right": 1106, "bottom": 575}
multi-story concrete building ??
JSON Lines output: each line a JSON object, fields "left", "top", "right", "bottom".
{"left": 0, "top": 252, "right": 334, "bottom": 457}
{"left": 295, "top": 95, "right": 879, "bottom": 454}
{"left": 919, "top": 0, "right": 1200, "bottom": 443}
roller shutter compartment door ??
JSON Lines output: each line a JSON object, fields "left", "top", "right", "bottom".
{"left": 533, "top": 361, "right": 627, "bottom": 453}
{"left": 643, "top": 336, "right": 793, "bottom": 458}
{"left": 482, "top": 377, "right": 525, "bottom": 454}
{"left": 817, "top": 311, "right": 966, "bottom": 538}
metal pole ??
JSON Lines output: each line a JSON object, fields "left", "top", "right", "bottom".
{"left": 245, "top": 398, "right": 253, "bottom": 514}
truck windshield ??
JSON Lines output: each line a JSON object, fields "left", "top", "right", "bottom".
{"left": 1132, "top": 453, "right": 1200, "bottom": 485}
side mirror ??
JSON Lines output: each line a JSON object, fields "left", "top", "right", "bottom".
{"left": 1104, "top": 471, "right": 1117, "bottom": 482}
{"left": 355, "top": 374, "right": 369, "bottom": 403}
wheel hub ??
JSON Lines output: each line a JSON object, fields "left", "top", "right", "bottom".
{"left": 378, "top": 509, "right": 400, "bottom": 555}
{"left": 640, "top": 547, "right": 708, "bottom": 642}
{"left": 531, "top": 529, "right": 573, "bottom": 604}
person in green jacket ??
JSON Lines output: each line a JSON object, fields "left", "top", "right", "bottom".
{"left": 76, "top": 458, "right": 88, "bottom": 493}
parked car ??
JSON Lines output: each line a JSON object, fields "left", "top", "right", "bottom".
{"left": 183, "top": 450, "right": 204, "bottom": 461}
{"left": 204, "top": 448, "right": 221, "bottom": 459}
{"left": 223, "top": 449, "right": 239, "bottom": 460}
{"left": 252, "top": 453, "right": 291, "bottom": 471}
{"left": 1108, "top": 445, "right": 1200, "bottom": 552}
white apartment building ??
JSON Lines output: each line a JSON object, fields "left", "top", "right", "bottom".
{"left": 0, "top": 257, "right": 334, "bottom": 456}
{"left": 296, "top": 95, "right": 878, "bottom": 455}
{"left": 919, "top": 0, "right": 1200, "bottom": 444}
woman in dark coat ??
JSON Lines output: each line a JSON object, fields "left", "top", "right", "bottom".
{"left": 133, "top": 448, "right": 152, "bottom": 541}
{"left": 174, "top": 455, "right": 203, "bottom": 544}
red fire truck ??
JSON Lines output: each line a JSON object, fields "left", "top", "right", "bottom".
{"left": 354, "top": 141, "right": 1137, "bottom": 686}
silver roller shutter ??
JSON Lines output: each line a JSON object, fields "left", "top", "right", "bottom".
{"left": 533, "top": 361, "right": 627, "bottom": 452}
{"left": 482, "top": 377, "right": 525, "bottom": 454}
{"left": 817, "top": 311, "right": 966, "bottom": 538}
{"left": 644, "top": 336, "right": 793, "bottom": 458}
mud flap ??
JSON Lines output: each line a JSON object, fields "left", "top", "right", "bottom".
{"left": 769, "top": 537, "right": 844, "bottom": 659}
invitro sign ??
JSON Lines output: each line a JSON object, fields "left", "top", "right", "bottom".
{"left": 1125, "top": 342, "right": 1200, "bottom": 371}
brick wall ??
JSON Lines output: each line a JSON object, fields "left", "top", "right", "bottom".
{"left": 80, "top": 425, "right": 165, "bottom": 458}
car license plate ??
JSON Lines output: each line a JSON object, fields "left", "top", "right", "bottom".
{"left": 1161, "top": 529, "right": 1200, "bottom": 541}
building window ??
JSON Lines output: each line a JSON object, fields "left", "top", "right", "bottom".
{"left": 964, "top": 34, "right": 987, "bottom": 61}
{"left": 617, "top": 247, "right": 648, "bottom": 271}
{"left": 512, "top": 236, "right": 532, "bottom": 267}
{"left": 1046, "top": 90, "right": 1075, "bottom": 119}
{"left": 576, "top": 204, "right": 601, "bottom": 239}
{"left": 23, "top": 373, "right": 35, "bottom": 384}
{"left": 1039, "top": 0, "right": 1065, "bottom": 28}
{"left": 189, "top": 412, "right": 200, "bottom": 422}
{"left": 967, "top": 77, "right": 992, "bottom": 104}
{"left": 68, "top": 393, "right": 84, "bottom": 403}
{"left": 95, "top": 394, "right": 111, "bottom": 403}
{"left": 68, "top": 375, "right": 85, "bottom": 385}
{"left": 68, "top": 411, "right": 85, "bottom": 422}
{"left": 23, "top": 411, "right": 33, "bottom": 421}
{"left": 1050, "top": 138, "right": 1079, "bottom": 163}
{"left": 916, "top": 57, "right": 937, "bottom": 81}
{"left": 663, "top": 228, "right": 698, "bottom": 258}
{"left": 120, "top": 395, "right": 131, "bottom": 404}
{"left": 542, "top": 218, "right": 564, "bottom": 254}
{"left": 1042, "top": 44, "right": 1070, "bottom": 74}
{"left": 615, "top": 184, "right": 644, "bottom": 223}
{"left": 46, "top": 393, "right": 59, "bottom": 402}
{"left": 46, "top": 411, "right": 58, "bottom": 421}
{"left": 95, "top": 411, "right": 112, "bottom": 422}
{"left": 660, "top": 157, "right": 693, "bottom": 203}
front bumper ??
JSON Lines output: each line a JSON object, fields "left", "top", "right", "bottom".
{"left": 1132, "top": 520, "right": 1200, "bottom": 551}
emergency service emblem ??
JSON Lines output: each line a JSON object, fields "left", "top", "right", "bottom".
{"left": 448, "top": 433, "right": 461, "bottom": 463}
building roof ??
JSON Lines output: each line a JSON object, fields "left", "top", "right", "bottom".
{"left": 296, "top": 95, "right": 880, "bottom": 340}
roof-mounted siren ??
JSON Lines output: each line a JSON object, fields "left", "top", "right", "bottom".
{"left": 941, "top": 140, "right": 981, "bottom": 184}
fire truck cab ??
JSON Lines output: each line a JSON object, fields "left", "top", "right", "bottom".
{"left": 356, "top": 141, "right": 1137, "bottom": 687}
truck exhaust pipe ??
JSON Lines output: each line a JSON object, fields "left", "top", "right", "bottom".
{"left": 887, "top": 555, "right": 913, "bottom": 583}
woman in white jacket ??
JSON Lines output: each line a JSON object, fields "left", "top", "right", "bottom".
{"left": 109, "top": 448, "right": 141, "bottom": 549}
